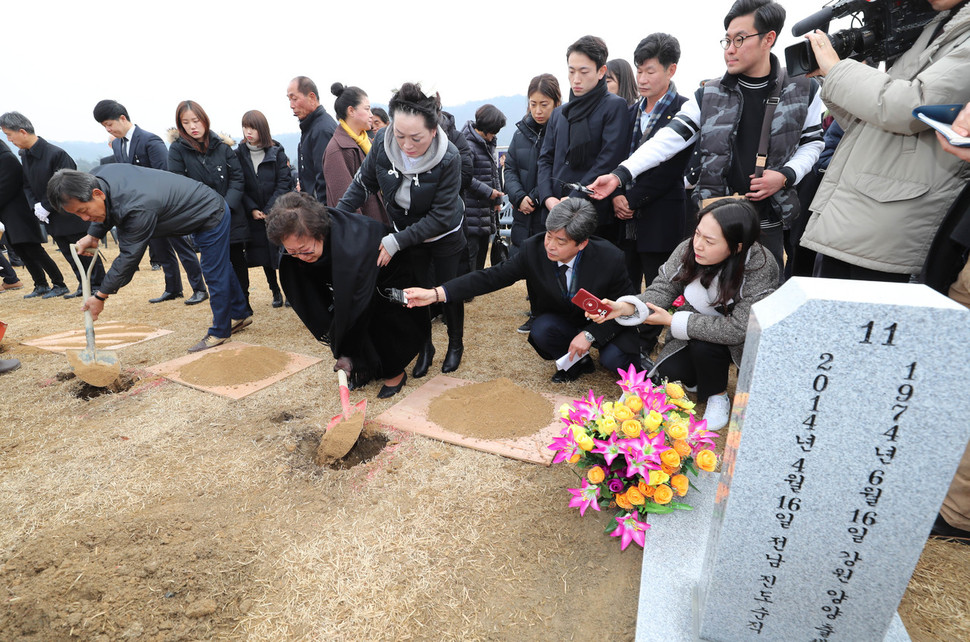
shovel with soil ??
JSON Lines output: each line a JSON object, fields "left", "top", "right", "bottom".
{"left": 65, "top": 244, "right": 120, "bottom": 387}
{"left": 315, "top": 369, "right": 367, "bottom": 465}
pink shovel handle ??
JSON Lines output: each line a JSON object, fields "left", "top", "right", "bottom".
{"left": 337, "top": 369, "right": 351, "bottom": 415}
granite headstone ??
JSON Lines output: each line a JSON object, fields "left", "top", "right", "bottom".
{"left": 689, "top": 278, "right": 970, "bottom": 641}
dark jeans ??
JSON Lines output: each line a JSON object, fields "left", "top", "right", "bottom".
{"left": 11, "top": 242, "right": 65, "bottom": 289}
{"left": 54, "top": 233, "right": 105, "bottom": 289}
{"left": 229, "top": 243, "right": 253, "bottom": 314}
{"left": 151, "top": 236, "right": 205, "bottom": 294}
{"left": 656, "top": 339, "right": 732, "bottom": 403}
{"left": 466, "top": 234, "right": 490, "bottom": 272}
{"left": 813, "top": 254, "right": 911, "bottom": 283}
{"left": 192, "top": 205, "right": 249, "bottom": 338}
{"left": 530, "top": 312, "right": 636, "bottom": 373}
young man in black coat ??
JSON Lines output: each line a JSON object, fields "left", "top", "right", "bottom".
{"left": 1, "top": 111, "right": 106, "bottom": 299}
{"left": 0, "top": 143, "right": 67, "bottom": 297}
{"left": 93, "top": 99, "right": 208, "bottom": 305}
{"left": 47, "top": 166, "right": 251, "bottom": 353}
{"left": 404, "top": 198, "right": 639, "bottom": 383}
{"left": 287, "top": 76, "right": 338, "bottom": 201}
{"left": 611, "top": 33, "right": 693, "bottom": 365}
{"left": 537, "top": 35, "right": 632, "bottom": 243}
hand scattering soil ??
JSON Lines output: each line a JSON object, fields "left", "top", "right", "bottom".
{"left": 177, "top": 345, "right": 292, "bottom": 387}
{"left": 428, "top": 377, "right": 554, "bottom": 440}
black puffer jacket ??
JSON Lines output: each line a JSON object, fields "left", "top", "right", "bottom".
{"left": 460, "top": 121, "right": 500, "bottom": 238}
{"left": 236, "top": 141, "right": 294, "bottom": 267}
{"left": 168, "top": 133, "right": 247, "bottom": 243}
{"left": 337, "top": 127, "right": 464, "bottom": 253}
{"left": 504, "top": 114, "right": 547, "bottom": 245}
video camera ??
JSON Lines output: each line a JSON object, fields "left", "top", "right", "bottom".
{"left": 785, "top": 0, "right": 937, "bottom": 76}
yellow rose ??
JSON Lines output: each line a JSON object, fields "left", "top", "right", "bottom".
{"left": 626, "top": 487, "right": 646, "bottom": 506}
{"left": 660, "top": 449, "right": 681, "bottom": 470}
{"left": 600, "top": 416, "right": 618, "bottom": 434}
{"left": 671, "top": 474, "right": 689, "bottom": 497}
{"left": 625, "top": 395, "right": 644, "bottom": 413}
{"left": 671, "top": 397, "right": 696, "bottom": 410}
{"left": 621, "top": 419, "right": 642, "bottom": 439}
{"left": 665, "top": 382, "right": 685, "bottom": 399}
{"left": 602, "top": 401, "right": 615, "bottom": 416}
{"left": 569, "top": 424, "right": 586, "bottom": 438}
{"left": 576, "top": 433, "right": 595, "bottom": 451}
{"left": 615, "top": 491, "right": 634, "bottom": 510}
{"left": 613, "top": 404, "right": 634, "bottom": 422}
{"left": 653, "top": 484, "right": 674, "bottom": 505}
{"left": 667, "top": 420, "right": 689, "bottom": 441}
{"left": 643, "top": 410, "right": 663, "bottom": 432}
{"left": 587, "top": 466, "right": 606, "bottom": 484}
{"left": 559, "top": 403, "right": 572, "bottom": 418}
{"left": 648, "top": 470, "right": 670, "bottom": 486}
{"left": 696, "top": 449, "right": 718, "bottom": 472}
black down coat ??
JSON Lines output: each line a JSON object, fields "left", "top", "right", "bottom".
{"left": 236, "top": 141, "right": 293, "bottom": 267}
{"left": 460, "top": 121, "right": 500, "bottom": 238}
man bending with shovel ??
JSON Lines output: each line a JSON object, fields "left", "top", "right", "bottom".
{"left": 46, "top": 165, "right": 252, "bottom": 353}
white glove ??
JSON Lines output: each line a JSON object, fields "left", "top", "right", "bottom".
{"left": 33, "top": 202, "right": 50, "bottom": 223}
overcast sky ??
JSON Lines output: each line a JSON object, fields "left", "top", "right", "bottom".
{"left": 7, "top": 0, "right": 827, "bottom": 143}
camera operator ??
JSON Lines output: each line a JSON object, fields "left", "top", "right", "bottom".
{"left": 800, "top": 0, "right": 970, "bottom": 282}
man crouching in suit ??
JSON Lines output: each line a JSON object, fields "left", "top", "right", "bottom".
{"left": 405, "top": 198, "right": 639, "bottom": 382}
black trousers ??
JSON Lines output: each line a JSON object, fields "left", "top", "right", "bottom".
{"left": 409, "top": 238, "right": 465, "bottom": 343}
{"left": 54, "top": 233, "right": 105, "bottom": 289}
{"left": 813, "top": 255, "right": 910, "bottom": 283}
{"left": 151, "top": 236, "right": 205, "bottom": 294}
{"left": 656, "top": 340, "right": 732, "bottom": 403}
{"left": 623, "top": 247, "right": 668, "bottom": 356}
{"left": 10, "top": 242, "right": 65, "bottom": 289}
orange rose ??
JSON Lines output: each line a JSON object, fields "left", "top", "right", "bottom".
{"left": 653, "top": 484, "right": 673, "bottom": 504}
{"left": 661, "top": 463, "right": 678, "bottom": 476}
{"left": 621, "top": 419, "right": 642, "bottom": 438}
{"left": 671, "top": 397, "right": 695, "bottom": 410}
{"left": 625, "top": 395, "right": 644, "bottom": 413}
{"left": 613, "top": 404, "right": 634, "bottom": 422}
{"left": 637, "top": 480, "right": 655, "bottom": 497}
{"left": 667, "top": 421, "right": 689, "bottom": 441}
{"left": 660, "top": 448, "right": 681, "bottom": 469}
{"left": 673, "top": 439, "right": 692, "bottom": 458}
{"left": 626, "top": 487, "right": 646, "bottom": 505}
{"left": 665, "top": 382, "right": 685, "bottom": 399}
{"left": 615, "top": 491, "right": 634, "bottom": 510}
{"left": 587, "top": 466, "right": 606, "bottom": 484}
{"left": 568, "top": 453, "right": 582, "bottom": 464}
{"left": 643, "top": 410, "right": 663, "bottom": 432}
{"left": 671, "top": 474, "right": 689, "bottom": 497}
{"left": 696, "top": 449, "right": 718, "bottom": 472}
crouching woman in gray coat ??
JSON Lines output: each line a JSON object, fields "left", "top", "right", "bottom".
{"left": 591, "top": 199, "right": 777, "bottom": 430}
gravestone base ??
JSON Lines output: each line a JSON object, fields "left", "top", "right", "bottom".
{"left": 633, "top": 471, "right": 910, "bottom": 642}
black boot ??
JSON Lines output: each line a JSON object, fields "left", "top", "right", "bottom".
{"left": 441, "top": 301, "right": 464, "bottom": 373}
{"left": 412, "top": 339, "right": 435, "bottom": 378}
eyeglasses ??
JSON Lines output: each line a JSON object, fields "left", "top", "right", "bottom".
{"left": 720, "top": 32, "right": 769, "bottom": 50}
{"left": 279, "top": 243, "right": 317, "bottom": 257}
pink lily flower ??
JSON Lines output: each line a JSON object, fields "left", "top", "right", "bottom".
{"left": 610, "top": 512, "right": 650, "bottom": 550}
{"left": 568, "top": 479, "right": 602, "bottom": 517}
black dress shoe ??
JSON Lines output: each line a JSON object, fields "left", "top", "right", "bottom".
{"left": 931, "top": 513, "right": 970, "bottom": 545}
{"left": 441, "top": 341, "right": 463, "bottom": 373}
{"left": 151, "top": 263, "right": 162, "bottom": 271}
{"left": 149, "top": 291, "right": 183, "bottom": 303}
{"left": 377, "top": 372, "right": 407, "bottom": 399}
{"left": 63, "top": 287, "right": 83, "bottom": 299}
{"left": 272, "top": 290, "right": 283, "bottom": 308}
{"left": 412, "top": 341, "right": 435, "bottom": 378}
{"left": 551, "top": 355, "right": 596, "bottom": 383}
{"left": 24, "top": 285, "right": 51, "bottom": 299}
{"left": 42, "top": 284, "right": 70, "bottom": 299}
{"left": 184, "top": 290, "right": 208, "bottom": 305}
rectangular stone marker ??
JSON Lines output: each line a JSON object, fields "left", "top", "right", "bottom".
{"left": 693, "top": 278, "right": 970, "bottom": 642}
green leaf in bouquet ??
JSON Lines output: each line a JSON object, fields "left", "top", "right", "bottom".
{"left": 683, "top": 459, "right": 699, "bottom": 476}
{"left": 639, "top": 503, "right": 675, "bottom": 514}
{"left": 669, "top": 501, "right": 694, "bottom": 511}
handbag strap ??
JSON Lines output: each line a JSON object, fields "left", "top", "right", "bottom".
{"left": 754, "top": 70, "right": 784, "bottom": 179}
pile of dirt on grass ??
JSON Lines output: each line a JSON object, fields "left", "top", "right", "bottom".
{"left": 428, "top": 377, "right": 554, "bottom": 440}
{"left": 177, "top": 346, "right": 291, "bottom": 387}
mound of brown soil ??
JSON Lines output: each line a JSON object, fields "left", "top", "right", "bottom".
{"left": 428, "top": 377, "right": 554, "bottom": 440}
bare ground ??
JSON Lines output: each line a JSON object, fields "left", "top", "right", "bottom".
{"left": 0, "top": 245, "right": 966, "bottom": 641}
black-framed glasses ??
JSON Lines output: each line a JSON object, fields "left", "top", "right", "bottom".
{"left": 720, "top": 32, "right": 769, "bottom": 50}
{"left": 279, "top": 246, "right": 317, "bottom": 257}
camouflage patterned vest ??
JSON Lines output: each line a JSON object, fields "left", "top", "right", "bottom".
{"left": 693, "top": 60, "right": 814, "bottom": 227}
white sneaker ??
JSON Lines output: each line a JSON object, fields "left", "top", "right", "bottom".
{"left": 703, "top": 393, "right": 731, "bottom": 431}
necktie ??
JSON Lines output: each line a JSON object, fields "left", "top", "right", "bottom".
{"left": 120, "top": 138, "right": 129, "bottom": 162}
{"left": 557, "top": 264, "right": 569, "bottom": 295}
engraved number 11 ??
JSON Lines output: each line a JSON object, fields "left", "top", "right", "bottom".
{"left": 860, "top": 321, "right": 897, "bottom": 346}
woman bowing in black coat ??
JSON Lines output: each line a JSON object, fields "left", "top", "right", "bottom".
{"left": 168, "top": 100, "right": 252, "bottom": 317}
{"left": 236, "top": 110, "right": 293, "bottom": 308}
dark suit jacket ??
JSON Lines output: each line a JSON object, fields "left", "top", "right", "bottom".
{"left": 111, "top": 125, "right": 168, "bottom": 170}
{"left": 0, "top": 143, "right": 44, "bottom": 244}
{"left": 20, "top": 137, "right": 87, "bottom": 237}
{"left": 442, "top": 234, "right": 639, "bottom": 355}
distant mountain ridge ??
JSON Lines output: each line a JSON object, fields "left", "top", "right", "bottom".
{"left": 5, "top": 95, "right": 530, "bottom": 169}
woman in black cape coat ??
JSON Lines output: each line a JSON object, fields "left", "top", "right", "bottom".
{"left": 267, "top": 192, "right": 428, "bottom": 398}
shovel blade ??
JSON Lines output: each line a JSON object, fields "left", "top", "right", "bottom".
{"left": 319, "top": 399, "right": 368, "bottom": 462}
{"left": 66, "top": 348, "right": 121, "bottom": 387}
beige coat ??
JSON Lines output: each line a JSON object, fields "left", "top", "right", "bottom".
{"left": 802, "top": 5, "right": 970, "bottom": 275}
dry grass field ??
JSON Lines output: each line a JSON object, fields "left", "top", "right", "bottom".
{"left": 0, "top": 244, "right": 966, "bottom": 641}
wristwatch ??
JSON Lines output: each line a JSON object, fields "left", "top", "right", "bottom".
{"left": 583, "top": 330, "right": 595, "bottom": 344}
